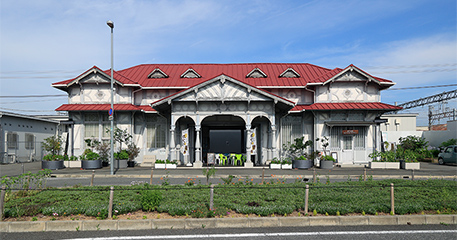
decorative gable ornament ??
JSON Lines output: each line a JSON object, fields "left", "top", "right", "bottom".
{"left": 181, "top": 68, "right": 201, "bottom": 78}
{"left": 246, "top": 68, "right": 267, "bottom": 78}
{"left": 147, "top": 68, "right": 168, "bottom": 78}
{"left": 279, "top": 68, "right": 300, "bottom": 78}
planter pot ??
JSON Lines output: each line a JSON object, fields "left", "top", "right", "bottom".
{"left": 155, "top": 163, "right": 166, "bottom": 169}
{"left": 369, "top": 162, "right": 385, "bottom": 169}
{"left": 292, "top": 160, "right": 313, "bottom": 169}
{"left": 42, "top": 160, "right": 64, "bottom": 170}
{"left": 127, "top": 161, "right": 136, "bottom": 167}
{"left": 114, "top": 159, "right": 128, "bottom": 169}
{"left": 402, "top": 162, "right": 420, "bottom": 170}
{"left": 270, "top": 163, "right": 281, "bottom": 169}
{"left": 166, "top": 163, "right": 177, "bottom": 169}
{"left": 385, "top": 162, "right": 400, "bottom": 169}
{"left": 320, "top": 160, "right": 334, "bottom": 169}
{"left": 102, "top": 161, "right": 109, "bottom": 167}
{"left": 81, "top": 160, "right": 102, "bottom": 169}
{"left": 281, "top": 164, "right": 292, "bottom": 170}
{"left": 369, "top": 162, "right": 400, "bottom": 169}
{"left": 64, "top": 160, "right": 81, "bottom": 168}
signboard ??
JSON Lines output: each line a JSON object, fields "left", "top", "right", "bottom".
{"left": 342, "top": 129, "right": 359, "bottom": 135}
{"left": 181, "top": 129, "right": 189, "bottom": 156}
{"left": 109, "top": 108, "right": 113, "bottom": 116}
{"left": 249, "top": 128, "right": 257, "bottom": 155}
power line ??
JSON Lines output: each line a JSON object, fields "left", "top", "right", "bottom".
{"left": 0, "top": 94, "right": 67, "bottom": 98}
{"left": 385, "top": 84, "right": 457, "bottom": 91}
{"left": 0, "top": 107, "right": 57, "bottom": 112}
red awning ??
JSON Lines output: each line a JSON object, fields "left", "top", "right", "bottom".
{"left": 55, "top": 104, "right": 155, "bottom": 112}
{"left": 290, "top": 102, "right": 402, "bottom": 112}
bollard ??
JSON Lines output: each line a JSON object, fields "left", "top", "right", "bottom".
{"left": 304, "top": 185, "right": 309, "bottom": 215}
{"left": 90, "top": 170, "right": 95, "bottom": 186}
{"left": 0, "top": 186, "right": 5, "bottom": 221}
{"left": 262, "top": 167, "right": 265, "bottom": 183}
{"left": 363, "top": 168, "right": 367, "bottom": 181}
{"left": 390, "top": 183, "right": 395, "bottom": 215}
{"left": 209, "top": 184, "right": 214, "bottom": 210}
{"left": 411, "top": 169, "right": 415, "bottom": 181}
{"left": 108, "top": 186, "right": 114, "bottom": 219}
{"left": 313, "top": 168, "right": 316, "bottom": 183}
{"left": 150, "top": 168, "right": 154, "bottom": 185}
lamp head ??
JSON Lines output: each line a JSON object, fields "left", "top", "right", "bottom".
{"left": 106, "top": 20, "right": 114, "bottom": 29}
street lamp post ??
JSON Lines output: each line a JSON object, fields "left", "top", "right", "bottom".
{"left": 107, "top": 20, "right": 114, "bottom": 175}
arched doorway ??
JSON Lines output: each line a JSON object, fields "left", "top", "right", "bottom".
{"left": 251, "top": 115, "right": 272, "bottom": 165}
{"left": 201, "top": 115, "right": 246, "bottom": 164}
{"left": 174, "top": 116, "right": 196, "bottom": 165}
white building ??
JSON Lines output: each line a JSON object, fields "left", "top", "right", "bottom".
{"left": 52, "top": 63, "right": 401, "bottom": 166}
{"left": 0, "top": 111, "right": 61, "bottom": 163}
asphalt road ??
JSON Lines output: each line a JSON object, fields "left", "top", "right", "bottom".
{"left": 2, "top": 225, "right": 456, "bottom": 240}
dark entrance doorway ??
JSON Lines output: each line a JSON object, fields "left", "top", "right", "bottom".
{"left": 201, "top": 115, "right": 246, "bottom": 163}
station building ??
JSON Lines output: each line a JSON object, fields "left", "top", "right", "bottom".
{"left": 52, "top": 63, "right": 401, "bottom": 166}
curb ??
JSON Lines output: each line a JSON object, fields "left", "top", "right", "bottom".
{"left": 1, "top": 215, "right": 455, "bottom": 232}
{"left": 52, "top": 174, "right": 457, "bottom": 180}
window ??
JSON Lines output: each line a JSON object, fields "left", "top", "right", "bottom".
{"left": 330, "top": 127, "right": 341, "bottom": 149}
{"left": 146, "top": 115, "right": 166, "bottom": 148}
{"left": 281, "top": 115, "right": 302, "bottom": 146}
{"left": 25, "top": 133, "right": 34, "bottom": 150}
{"left": 7, "top": 132, "right": 18, "bottom": 149}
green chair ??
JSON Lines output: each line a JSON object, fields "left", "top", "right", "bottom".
{"left": 234, "top": 154, "right": 244, "bottom": 166}
{"left": 219, "top": 154, "right": 228, "bottom": 165}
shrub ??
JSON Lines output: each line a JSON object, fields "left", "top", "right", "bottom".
{"left": 141, "top": 190, "right": 162, "bottom": 211}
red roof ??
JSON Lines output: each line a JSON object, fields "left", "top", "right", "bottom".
{"left": 290, "top": 102, "right": 402, "bottom": 112}
{"left": 55, "top": 104, "right": 155, "bottom": 112}
{"left": 52, "top": 63, "right": 394, "bottom": 89}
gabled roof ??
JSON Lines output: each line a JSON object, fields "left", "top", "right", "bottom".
{"left": 52, "top": 66, "right": 139, "bottom": 90}
{"left": 307, "top": 65, "right": 394, "bottom": 89}
{"left": 52, "top": 63, "right": 395, "bottom": 90}
{"left": 151, "top": 74, "right": 295, "bottom": 111}
{"left": 290, "top": 102, "right": 402, "bottom": 112}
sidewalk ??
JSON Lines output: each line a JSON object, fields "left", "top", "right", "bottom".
{"left": 1, "top": 161, "right": 456, "bottom": 179}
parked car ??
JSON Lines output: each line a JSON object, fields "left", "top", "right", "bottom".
{"left": 438, "top": 145, "right": 457, "bottom": 165}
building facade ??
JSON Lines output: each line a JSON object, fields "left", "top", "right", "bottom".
{"left": 53, "top": 63, "right": 401, "bottom": 166}
{"left": 0, "top": 111, "right": 62, "bottom": 163}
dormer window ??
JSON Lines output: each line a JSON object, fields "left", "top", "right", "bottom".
{"left": 279, "top": 68, "right": 300, "bottom": 78}
{"left": 246, "top": 68, "right": 267, "bottom": 78}
{"left": 148, "top": 68, "right": 168, "bottom": 78}
{"left": 181, "top": 68, "right": 201, "bottom": 78}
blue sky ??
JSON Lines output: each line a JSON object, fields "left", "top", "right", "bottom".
{"left": 0, "top": 0, "right": 456, "bottom": 126}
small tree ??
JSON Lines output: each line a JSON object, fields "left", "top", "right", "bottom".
{"left": 316, "top": 136, "right": 329, "bottom": 156}
{"left": 287, "top": 137, "right": 313, "bottom": 159}
{"left": 127, "top": 143, "right": 140, "bottom": 162}
{"left": 42, "top": 135, "right": 62, "bottom": 155}
{"left": 108, "top": 127, "right": 132, "bottom": 152}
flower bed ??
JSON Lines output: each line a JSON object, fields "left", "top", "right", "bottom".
{"left": 3, "top": 179, "right": 456, "bottom": 220}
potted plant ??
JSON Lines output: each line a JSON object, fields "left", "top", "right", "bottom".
{"left": 368, "top": 150, "right": 400, "bottom": 169}
{"left": 42, "top": 154, "right": 65, "bottom": 170}
{"left": 80, "top": 149, "right": 102, "bottom": 169}
{"left": 166, "top": 159, "right": 178, "bottom": 169}
{"left": 317, "top": 136, "right": 335, "bottom": 169}
{"left": 114, "top": 150, "right": 129, "bottom": 169}
{"left": 287, "top": 137, "right": 314, "bottom": 169}
{"left": 281, "top": 159, "right": 292, "bottom": 169}
{"left": 64, "top": 155, "right": 81, "bottom": 168}
{"left": 41, "top": 136, "right": 65, "bottom": 170}
{"left": 96, "top": 142, "right": 110, "bottom": 167}
{"left": 320, "top": 155, "right": 335, "bottom": 169}
{"left": 398, "top": 148, "right": 420, "bottom": 170}
{"left": 155, "top": 159, "right": 166, "bottom": 169}
{"left": 270, "top": 158, "right": 281, "bottom": 169}
{"left": 127, "top": 143, "right": 140, "bottom": 167}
